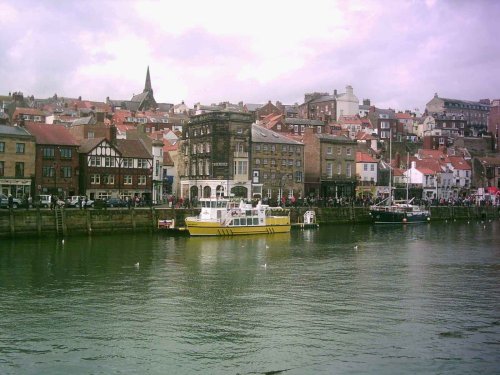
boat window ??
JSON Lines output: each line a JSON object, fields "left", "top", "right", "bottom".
{"left": 210, "top": 201, "right": 215, "bottom": 208}
{"left": 201, "top": 201, "right": 206, "bottom": 208}
{"left": 240, "top": 218, "right": 247, "bottom": 226}
{"left": 253, "top": 218, "right": 259, "bottom": 225}
{"left": 246, "top": 210, "right": 252, "bottom": 216}
{"left": 233, "top": 218, "right": 240, "bottom": 226}
{"left": 260, "top": 218, "right": 264, "bottom": 224}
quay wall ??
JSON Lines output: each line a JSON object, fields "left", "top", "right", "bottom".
{"left": 0, "top": 206, "right": 498, "bottom": 239}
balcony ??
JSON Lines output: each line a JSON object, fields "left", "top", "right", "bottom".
{"left": 233, "top": 151, "right": 248, "bottom": 158}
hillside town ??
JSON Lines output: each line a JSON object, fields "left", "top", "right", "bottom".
{"left": 1, "top": 67, "right": 499, "bottom": 208}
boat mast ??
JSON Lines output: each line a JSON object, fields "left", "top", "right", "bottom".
{"left": 388, "top": 129, "right": 392, "bottom": 205}
{"left": 406, "top": 151, "right": 409, "bottom": 202}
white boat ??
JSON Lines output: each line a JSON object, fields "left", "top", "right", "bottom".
{"left": 185, "top": 198, "right": 291, "bottom": 236}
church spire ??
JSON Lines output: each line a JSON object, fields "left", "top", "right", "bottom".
{"left": 144, "top": 66, "right": 153, "bottom": 94}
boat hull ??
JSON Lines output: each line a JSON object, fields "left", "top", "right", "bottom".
{"left": 185, "top": 217, "right": 291, "bottom": 236}
{"left": 370, "top": 209, "right": 430, "bottom": 224}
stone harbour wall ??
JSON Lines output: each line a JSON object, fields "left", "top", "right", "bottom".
{"left": 0, "top": 206, "right": 498, "bottom": 239}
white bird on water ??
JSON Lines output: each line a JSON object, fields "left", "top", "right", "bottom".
{"left": 134, "top": 262, "right": 140, "bottom": 268}
{"left": 265, "top": 244, "right": 269, "bottom": 249}
{"left": 354, "top": 245, "right": 358, "bottom": 250}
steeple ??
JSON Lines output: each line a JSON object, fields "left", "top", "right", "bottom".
{"left": 144, "top": 66, "right": 153, "bottom": 94}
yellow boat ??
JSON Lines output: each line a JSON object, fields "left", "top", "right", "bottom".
{"left": 185, "top": 198, "right": 291, "bottom": 236}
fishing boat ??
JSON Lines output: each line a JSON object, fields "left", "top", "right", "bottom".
{"left": 369, "top": 131, "right": 430, "bottom": 224}
{"left": 185, "top": 198, "right": 290, "bottom": 236}
{"left": 370, "top": 197, "right": 430, "bottom": 224}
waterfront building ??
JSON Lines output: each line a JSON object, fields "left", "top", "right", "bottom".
{"left": 250, "top": 124, "right": 304, "bottom": 203}
{"left": 180, "top": 111, "right": 254, "bottom": 201}
{"left": 24, "top": 122, "right": 80, "bottom": 198}
{"left": 302, "top": 128, "right": 357, "bottom": 199}
{"left": 425, "top": 93, "right": 490, "bottom": 137}
{"left": 356, "top": 151, "right": 378, "bottom": 184}
{"left": 488, "top": 99, "right": 500, "bottom": 151}
{"left": 78, "top": 133, "right": 153, "bottom": 202}
{"left": 0, "top": 124, "right": 36, "bottom": 198}
{"left": 472, "top": 156, "right": 500, "bottom": 189}
{"left": 446, "top": 156, "right": 472, "bottom": 195}
{"left": 254, "top": 101, "right": 281, "bottom": 121}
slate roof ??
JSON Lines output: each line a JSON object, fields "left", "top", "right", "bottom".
{"left": 131, "top": 92, "right": 149, "bottom": 103}
{"left": 310, "top": 94, "right": 335, "bottom": 104}
{"left": 78, "top": 137, "right": 106, "bottom": 153}
{"left": 0, "top": 124, "right": 33, "bottom": 138}
{"left": 317, "top": 133, "right": 356, "bottom": 143}
{"left": 71, "top": 116, "right": 96, "bottom": 126}
{"left": 245, "top": 103, "right": 263, "bottom": 112}
{"left": 115, "top": 139, "right": 152, "bottom": 158}
{"left": 24, "top": 123, "right": 79, "bottom": 146}
{"left": 285, "top": 118, "right": 324, "bottom": 126}
{"left": 252, "top": 124, "right": 303, "bottom": 145}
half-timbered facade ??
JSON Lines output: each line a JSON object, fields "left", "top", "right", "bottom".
{"left": 78, "top": 138, "right": 153, "bottom": 201}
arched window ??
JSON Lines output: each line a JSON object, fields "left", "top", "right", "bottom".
{"left": 203, "top": 186, "right": 211, "bottom": 198}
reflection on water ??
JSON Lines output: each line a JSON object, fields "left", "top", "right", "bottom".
{"left": 0, "top": 221, "right": 499, "bottom": 374}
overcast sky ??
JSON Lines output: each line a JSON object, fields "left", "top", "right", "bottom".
{"left": 1, "top": 0, "right": 499, "bottom": 112}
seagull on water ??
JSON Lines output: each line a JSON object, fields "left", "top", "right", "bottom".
{"left": 134, "top": 262, "right": 140, "bottom": 268}
{"left": 354, "top": 245, "right": 358, "bottom": 250}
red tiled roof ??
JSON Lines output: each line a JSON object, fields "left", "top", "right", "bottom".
{"left": 417, "top": 167, "right": 436, "bottom": 175}
{"left": 418, "top": 149, "right": 445, "bottom": 159}
{"left": 13, "top": 107, "right": 46, "bottom": 117}
{"left": 395, "top": 113, "right": 412, "bottom": 119}
{"left": 24, "top": 122, "right": 79, "bottom": 146}
{"left": 355, "top": 131, "right": 376, "bottom": 140}
{"left": 356, "top": 151, "right": 376, "bottom": 163}
{"left": 446, "top": 156, "right": 471, "bottom": 170}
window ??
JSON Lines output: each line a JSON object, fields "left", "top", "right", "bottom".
{"left": 16, "top": 143, "right": 25, "bottom": 154}
{"left": 122, "top": 158, "right": 133, "bottom": 168}
{"left": 337, "top": 164, "right": 342, "bottom": 175}
{"left": 370, "top": 164, "right": 375, "bottom": 172}
{"left": 60, "top": 148, "right": 72, "bottom": 159}
{"left": 282, "top": 159, "right": 286, "bottom": 166}
{"left": 205, "top": 161, "right": 210, "bottom": 175}
{"left": 337, "top": 147, "right": 342, "bottom": 155}
{"left": 124, "top": 175, "right": 132, "bottom": 185}
{"left": 103, "top": 174, "right": 114, "bottom": 184}
{"left": 0, "top": 142, "right": 4, "bottom": 152}
{"left": 271, "top": 159, "right": 276, "bottom": 166}
{"left": 88, "top": 131, "right": 95, "bottom": 139}
{"left": 364, "top": 164, "right": 368, "bottom": 171}
{"left": 346, "top": 147, "right": 352, "bottom": 156}
{"left": 294, "top": 125, "right": 299, "bottom": 133}
{"left": 271, "top": 145, "right": 276, "bottom": 152}
{"left": 43, "top": 147, "right": 55, "bottom": 159}
{"left": 206, "top": 143, "right": 211, "bottom": 153}
{"left": 263, "top": 145, "right": 268, "bottom": 152}
{"left": 61, "top": 166, "right": 72, "bottom": 178}
{"left": 295, "top": 171, "right": 303, "bottom": 182}
{"left": 138, "top": 159, "right": 149, "bottom": 168}
{"left": 89, "top": 156, "right": 101, "bottom": 167}
{"left": 326, "top": 162, "right": 333, "bottom": 177}
{"left": 0, "top": 161, "right": 4, "bottom": 176}
{"left": 255, "top": 144, "right": 261, "bottom": 151}
{"left": 192, "top": 144, "right": 197, "bottom": 154}
{"left": 255, "top": 158, "right": 261, "bottom": 165}
{"left": 327, "top": 146, "right": 333, "bottom": 154}
{"left": 263, "top": 158, "right": 268, "bottom": 165}
{"left": 234, "top": 160, "right": 248, "bottom": 175}
{"left": 105, "top": 157, "right": 115, "bottom": 167}
{"left": 288, "top": 159, "right": 293, "bottom": 166}
{"left": 91, "top": 174, "right": 100, "bottom": 184}
{"left": 15, "top": 162, "right": 24, "bottom": 177}
{"left": 296, "top": 160, "right": 301, "bottom": 167}
{"left": 43, "top": 166, "right": 55, "bottom": 177}
{"left": 138, "top": 175, "right": 147, "bottom": 185}
{"left": 346, "top": 162, "right": 352, "bottom": 177}
{"left": 277, "top": 124, "right": 281, "bottom": 130}
{"left": 317, "top": 126, "right": 322, "bottom": 134}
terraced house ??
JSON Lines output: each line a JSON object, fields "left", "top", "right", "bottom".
{"left": 303, "top": 128, "right": 357, "bottom": 199}
{"left": 251, "top": 124, "right": 304, "bottom": 203}
{"left": 0, "top": 124, "right": 36, "bottom": 198}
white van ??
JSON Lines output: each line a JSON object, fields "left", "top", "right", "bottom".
{"left": 39, "top": 195, "right": 65, "bottom": 208}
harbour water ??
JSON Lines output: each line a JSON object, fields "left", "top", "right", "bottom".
{"left": 0, "top": 221, "right": 499, "bottom": 374}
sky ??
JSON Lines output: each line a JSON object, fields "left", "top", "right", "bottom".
{"left": 1, "top": 0, "right": 499, "bottom": 112}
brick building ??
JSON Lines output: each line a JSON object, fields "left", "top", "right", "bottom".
{"left": 250, "top": 124, "right": 304, "bottom": 203}
{"left": 24, "top": 123, "right": 80, "bottom": 198}
{"left": 0, "top": 124, "right": 36, "bottom": 198}
{"left": 302, "top": 128, "right": 357, "bottom": 199}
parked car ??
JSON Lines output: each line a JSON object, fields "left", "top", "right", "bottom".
{"left": 66, "top": 196, "right": 94, "bottom": 208}
{"left": 106, "top": 197, "right": 127, "bottom": 208}
{"left": 0, "top": 194, "right": 22, "bottom": 209}
{"left": 38, "top": 195, "right": 65, "bottom": 208}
